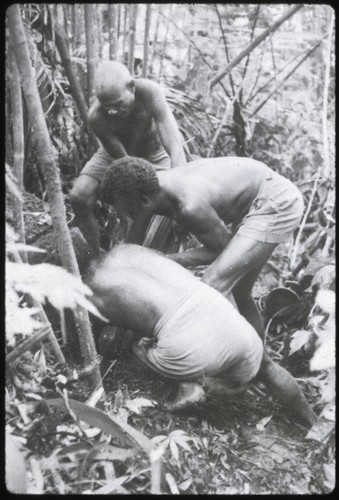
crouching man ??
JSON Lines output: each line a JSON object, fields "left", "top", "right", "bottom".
{"left": 84, "top": 243, "right": 316, "bottom": 427}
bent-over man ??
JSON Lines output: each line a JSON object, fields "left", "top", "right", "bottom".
{"left": 70, "top": 61, "right": 186, "bottom": 255}
{"left": 99, "top": 156, "right": 304, "bottom": 342}
{"left": 85, "top": 244, "right": 316, "bottom": 426}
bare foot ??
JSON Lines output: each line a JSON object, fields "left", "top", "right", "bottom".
{"left": 202, "top": 377, "right": 248, "bottom": 396}
{"left": 164, "top": 382, "right": 206, "bottom": 411}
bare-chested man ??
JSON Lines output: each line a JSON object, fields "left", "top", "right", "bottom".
{"left": 70, "top": 61, "right": 186, "bottom": 255}
{"left": 85, "top": 244, "right": 316, "bottom": 427}
{"left": 98, "top": 156, "right": 309, "bottom": 413}
{"left": 99, "top": 156, "right": 304, "bottom": 336}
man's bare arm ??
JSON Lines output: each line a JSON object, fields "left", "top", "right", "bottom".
{"left": 167, "top": 205, "right": 232, "bottom": 267}
{"left": 144, "top": 81, "right": 186, "bottom": 168}
{"left": 89, "top": 111, "right": 127, "bottom": 158}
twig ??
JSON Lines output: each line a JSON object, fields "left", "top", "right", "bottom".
{"left": 241, "top": 4, "right": 260, "bottom": 89}
{"left": 290, "top": 169, "right": 321, "bottom": 268}
{"left": 6, "top": 325, "right": 51, "bottom": 363}
{"left": 250, "top": 38, "right": 324, "bottom": 117}
{"left": 207, "top": 103, "right": 229, "bottom": 157}
{"left": 214, "top": 4, "right": 234, "bottom": 96}
{"left": 209, "top": 5, "right": 303, "bottom": 88}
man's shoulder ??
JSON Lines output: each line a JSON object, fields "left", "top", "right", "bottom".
{"left": 136, "top": 78, "right": 162, "bottom": 99}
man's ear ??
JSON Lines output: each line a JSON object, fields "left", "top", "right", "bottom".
{"left": 128, "top": 79, "right": 135, "bottom": 93}
{"left": 140, "top": 194, "right": 152, "bottom": 208}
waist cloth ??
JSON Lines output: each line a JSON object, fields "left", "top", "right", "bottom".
{"left": 80, "top": 146, "right": 170, "bottom": 184}
{"left": 132, "top": 282, "right": 263, "bottom": 382}
{"left": 234, "top": 165, "right": 305, "bottom": 244}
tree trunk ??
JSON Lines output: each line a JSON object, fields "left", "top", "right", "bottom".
{"left": 70, "top": 4, "right": 76, "bottom": 52}
{"left": 7, "top": 43, "right": 26, "bottom": 259}
{"left": 108, "top": 4, "right": 117, "bottom": 60}
{"left": 158, "top": 4, "right": 173, "bottom": 81}
{"left": 54, "top": 23, "right": 99, "bottom": 152}
{"left": 142, "top": 4, "right": 151, "bottom": 76}
{"left": 74, "top": 4, "right": 82, "bottom": 50}
{"left": 209, "top": 4, "right": 304, "bottom": 88}
{"left": 150, "top": 5, "right": 162, "bottom": 75}
{"left": 96, "top": 5, "right": 102, "bottom": 59}
{"left": 7, "top": 4, "right": 102, "bottom": 389}
{"left": 122, "top": 5, "right": 128, "bottom": 64}
{"left": 117, "top": 4, "right": 121, "bottom": 58}
{"left": 128, "top": 4, "right": 138, "bottom": 73}
{"left": 84, "top": 4, "right": 97, "bottom": 106}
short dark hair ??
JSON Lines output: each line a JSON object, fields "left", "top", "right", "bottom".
{"left": 99, "top": 156, "right": 159, "bottom": 212}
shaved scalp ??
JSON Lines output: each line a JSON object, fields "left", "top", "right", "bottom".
{"left": 95, "top": 61, "right": 132, "bottom": 100}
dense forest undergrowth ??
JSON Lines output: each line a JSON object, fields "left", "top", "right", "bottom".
{"left": 6, "top": 4, "right": 335, "bottom": 494}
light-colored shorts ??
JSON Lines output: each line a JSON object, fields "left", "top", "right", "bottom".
{"left": 235, "top": 167, "right": 304, "bottom": 244}
{"left": 80, "top": 146, "right": 170, "bottom": 184}
{"left": 132, "top": 282, "right": 263, "bottom": 383}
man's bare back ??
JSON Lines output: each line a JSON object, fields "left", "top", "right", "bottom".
{"left": 159, "top": 157, "right": 267, "bottom": 226}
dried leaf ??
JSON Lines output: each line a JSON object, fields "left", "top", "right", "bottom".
{"left": 124, "top": 397, "right": 156, "bottom": 415}
{"left": 323, "top": 463, "right": 335, "bottom": 490}
{"left": 290, "top": 330, "right": 311, "bottom": 355}
{"left": 178, "top": 477, "right": 193, "bottom": 491}
{"left": 306, "top": 418, "right": 335, "bottom": 442}
{"left": 256, "top": 415, "right": 273, "bottom": 431}
{"left": 86, "top": 386, "right": 105, "bottom": 407}
{"left": 311, "top": 265, "right": 335, "bottom": 289}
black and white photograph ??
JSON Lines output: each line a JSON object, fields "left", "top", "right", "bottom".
{"left": 5, "top": 3, "right": 335, "bottom": 494}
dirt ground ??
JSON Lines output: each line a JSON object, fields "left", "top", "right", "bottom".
{"left": 98, "top": 352, "right": 332, "bottom": 495}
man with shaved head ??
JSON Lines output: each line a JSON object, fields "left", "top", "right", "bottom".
{"left": 70, "top": 61, "right": 186, "bottom": 255}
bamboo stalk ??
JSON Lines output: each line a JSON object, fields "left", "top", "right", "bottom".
{"left": 128, "top": 4, "right": 138, "bottom": 74}
{"left": 122, "top": 5, "right": 128, "bottom": 64}
{"left": 7, "top": 5, "right": 102, "bottom": 388}
{"left": 97, "top": 5, "right": 102, "bottom": 59}
{"left": 142, "top": 4, "right": 151, "bottom": 76}
{"left": 54, "top": 22, "right": 99, "bottom": 151}
{"left": 7, "top": 43, "right": 27, "bottom": 262}
{"left": 158, "top": 4, "right": 173, "bottom": 81}
{"left": 321, "top": 10, "right": 334, "bottom": 179}
{"left": 84, "top": 4, "right": 97, "bottom": 106}
{"left": 150, "top": 5, "right": 161, "bottom": 74}
{"left": 108, "top": 4, "right": 117, "bottom": 60}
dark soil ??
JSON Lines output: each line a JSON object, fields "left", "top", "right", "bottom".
{"left": 96, "top": 351, "right": 331, "bottom": 495}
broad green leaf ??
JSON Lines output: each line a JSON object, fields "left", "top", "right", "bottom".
{"left": 169, "top": 439, "right": 179, "bottom": 461}
{"left": 44, "top": 398, "right": 152, "bottom": 453}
